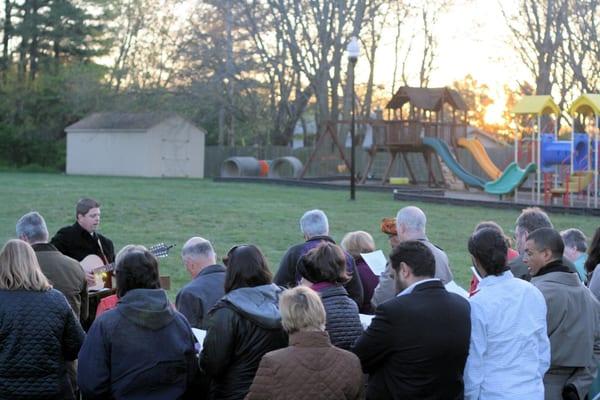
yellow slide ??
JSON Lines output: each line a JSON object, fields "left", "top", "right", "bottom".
{"left": 457, "top": 138, "right": 502, "bottom": 180}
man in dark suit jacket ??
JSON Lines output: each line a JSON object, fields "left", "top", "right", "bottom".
{"left": 176, "top": 237, "right": 226, "bottom": 330}
{"left": 352, "top": 240, "right": 471, "bottom": 400}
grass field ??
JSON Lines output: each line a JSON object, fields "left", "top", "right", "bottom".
{"left": 1, "top": 172, "right": 598, "bottom": 298}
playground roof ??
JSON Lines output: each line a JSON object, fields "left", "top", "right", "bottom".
{"left": 386, "top": 87, "right": 467, "bottom": 111}
{"left": 511, "top": 95, "right": 560, "bottom": 115}
{"left": 568, "top": 94, "right": 600, "bottom": 116}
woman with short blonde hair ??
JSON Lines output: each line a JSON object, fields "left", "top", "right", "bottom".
{"left": 280, "top": 285, "right": 326, "bottom": 333}
{"left": 0, "top": 239, "right": 51, "bottom": 291}
{"left": 341, "top": 230, "right": 379, "bottom": 314}
{"left": 0, "top": 239, "right": 84, "bottom": 399}
{"left": 247, "top": 286, "right": 365, "bottom": 399}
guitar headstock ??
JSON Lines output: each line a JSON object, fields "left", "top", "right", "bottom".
{"left": 149, "top": 243, "right": 175, "bottom": 258}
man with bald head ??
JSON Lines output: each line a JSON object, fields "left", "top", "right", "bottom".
{"left": 175, "top": 237, "right": 226, "bottom": 329}
{"left": 371, "top": 206, "right": 453, "bottom": 307}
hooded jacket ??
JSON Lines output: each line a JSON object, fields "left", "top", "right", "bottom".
{"left": 200, "top": 284, "right": 288, "bottom": 400}
{"left": 77, "top": 289, "right": 198, "bottom": 399}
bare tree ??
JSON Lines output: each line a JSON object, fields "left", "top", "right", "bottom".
{"left": 502, "top": 0, "right": 567, "bottom": 95}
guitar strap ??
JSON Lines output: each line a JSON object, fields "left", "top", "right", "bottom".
{"left": 94, "top": 233, "right": 109, "bottom": 265}
{"left": 94, "top": 233, "right": 113, "bottom": 289}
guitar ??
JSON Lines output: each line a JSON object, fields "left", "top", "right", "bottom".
{"left": 80, "top": 243, "right": 174, "bottom": 291}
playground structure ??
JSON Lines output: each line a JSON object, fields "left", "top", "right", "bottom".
{"left": 301, "top": 86, "right": 526, "bottom": 194}
{"left": 220, "top": 87, "right": 600, "bottom": 209}
{"left": 511, "top": 94, "right": 600, "bottom": 206}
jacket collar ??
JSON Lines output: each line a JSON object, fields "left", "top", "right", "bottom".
{"left": 317, "top": 284, "right": 349, "bottom": 299}
{"left": 531, "top": 268, "right": 582, "bottom": 287}
{"left": 31, "top": 242, "right": 59, "bottom": 252}
{"left": 534, "top": 259, "right": 572, "bottom": 278}
{"left": 289, "top": 330, "right": 331, "bottom": 348}
{"left": 196, "top": 264, "right": 226, "bottom": 279}
{"left": 305, "top": 235, "right": 335, "bottom": 244}
{"left": 398, "top": 278, "right": 441, "bottom": 296}
{"left": 478, "top": 270, "right": 514, "bottom": 288}
{"left": 73, "top": 221, "right": 94, "bottom": 239}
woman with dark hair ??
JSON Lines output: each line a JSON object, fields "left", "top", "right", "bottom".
{"left": 200, "top": 244, "right": 287, "bottom": 400}
{"left": 585, "top": 227, "right": 600, "bottom": 300}
{"left": 78, "top": 245, "right": 199, "bottom": 399}
{"left": 0, "top": 239, "right": 85, "bottom": 400}
{"left": 298, "top": 242, "right": 363, "bottom": 350}
{"left": 464, "top": 228, "right": 550, "bottom": 399}
{"left": 468, "top": 221, "right": 519, "bottom": 296}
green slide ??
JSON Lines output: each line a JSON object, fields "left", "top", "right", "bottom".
{"left": 422, "top": 137, "right": 487, "bottom": 189}
{"left": 484, "top": 162, "right": 537, "bottom": 195}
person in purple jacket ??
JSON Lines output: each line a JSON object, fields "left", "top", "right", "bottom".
{"left": 341, "top": 230, "right": 379, "bottom": 314}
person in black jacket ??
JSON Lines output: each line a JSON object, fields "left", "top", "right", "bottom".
{"left": 298, "top": 242, "right": 363, "bottom": 350}
{"left": 274, "top": 209, "right": 364, "bottom": 307}
{"left": 200, "top": 244, "right": 288, "bottom": 400}
{"left": 176, "top": 236, "right": 226, "bottom": 329}
{"left": 0, "top": 239, "right": 85, "bottom": 400}
{"left": 77, "top": 245, "right": 199, "bottom": 399}
{"left": 352, "top": 240, "right": 471, "bottom": 400}
{"left": 51, "top": 197, "right": 115, "bottom": 278}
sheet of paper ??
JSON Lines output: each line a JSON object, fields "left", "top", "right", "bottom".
{"left": 359, "top": 313, "right": 374, "bottom": 330}
{"left": 360, "top": 250, "right": 387, "bottom": 276}
{"left": 192, "top": 328, "right": 207, "bottom": 350}
{"left": 445, "top": 280, "right": 469, "bottom": 299}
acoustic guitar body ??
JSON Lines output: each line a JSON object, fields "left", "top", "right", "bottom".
{"left": 80, "top": 254, "right": 111, "bottom": 291}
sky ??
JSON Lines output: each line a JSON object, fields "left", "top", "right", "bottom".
{"left": 364, "top": 0, "right": 529, "bottom": 124}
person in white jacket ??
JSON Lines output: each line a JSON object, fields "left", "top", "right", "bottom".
{"left": 464, "top": 227, "right": 550, "bottom": 400}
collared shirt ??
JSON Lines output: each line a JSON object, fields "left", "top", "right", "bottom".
{"left": 464, "top": 271, "right": 550, "bottom": 400}
{"left": 397, "top": 278, "right": 440, "bottom": 297}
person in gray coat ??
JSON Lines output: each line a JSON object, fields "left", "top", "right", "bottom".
{"left": 371, "top": 206, "right": 453, "bottom": 308}
{"left": 176, "top": 237, "right": 226, "bottom": 329}
{"left": 525, "top": 228, "right": 600, "bottom": 400}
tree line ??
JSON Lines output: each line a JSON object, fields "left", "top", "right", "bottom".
{"left": 0, "top": 0, "right": 597, "bottom": 170}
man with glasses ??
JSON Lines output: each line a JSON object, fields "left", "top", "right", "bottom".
{"left": 509, "top": 207, "right": 575, "bottom": 281}
{"left": 176, "top": 237, "right": 226, "bottom": 329}
{"left": 525, "top": 227, "right": 600, "bottom": 400}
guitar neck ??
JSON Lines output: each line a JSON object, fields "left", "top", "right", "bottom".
{"left": 91, "top": 244, "right": 171, "bottom": 275}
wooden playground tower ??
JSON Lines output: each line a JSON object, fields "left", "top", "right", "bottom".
{"left": 300, "top": 86, "right": 469, "bottom": 186}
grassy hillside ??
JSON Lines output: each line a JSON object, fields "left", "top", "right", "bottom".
{"left": 1, "top": 172, "right": 597, "bottom": 297}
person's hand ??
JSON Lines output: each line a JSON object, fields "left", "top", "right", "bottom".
{"left": 562, "top": 383, "right": 579, "bottom": 400}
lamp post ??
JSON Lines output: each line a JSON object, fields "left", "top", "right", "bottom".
{"left": 347, "top": 36, "right": 360, "bottom": 201}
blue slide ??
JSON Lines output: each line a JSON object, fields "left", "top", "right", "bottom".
{"left": 422, "top": 137, "right": 487, "bottom": 189}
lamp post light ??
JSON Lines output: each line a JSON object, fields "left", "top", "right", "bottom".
{"left": 347, "top": 36, "right": 360, "bottom": 201}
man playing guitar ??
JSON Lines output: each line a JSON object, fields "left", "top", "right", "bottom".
{"left": 51, "top": 198, "right": 115, "bottom": 290}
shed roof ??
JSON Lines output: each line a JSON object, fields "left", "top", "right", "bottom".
{"left": 386, "top": 87, "right": 468, "bottom": 111}
{"left": 511, "top": 95, "right": 560, "bottom": 115}
{"left": 66, "top": 112, "right": 179, "bottom": 131}
{"left": 568, "top": 94, "right": 600, "bottom": 116}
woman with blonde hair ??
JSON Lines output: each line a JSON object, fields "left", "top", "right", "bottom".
{"left": 341, "top": 230, "right": 378, "bottom": 314}
{"left": 246, "top": 286, "right": 365, "bottom": 399}
{"left": 0, "top": 239, "right": 85, "bottom": 399}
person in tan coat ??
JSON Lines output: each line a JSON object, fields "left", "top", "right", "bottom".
{"left": 245, "top": 286, "right": 365, "bottom": 400}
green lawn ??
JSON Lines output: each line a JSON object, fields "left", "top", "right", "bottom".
{"left": 1, "top": 172, "right": 598, "bottom": 298}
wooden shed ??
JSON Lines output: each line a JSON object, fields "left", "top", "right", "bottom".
{"left": 65, "top": 113, "right": 205, "bottom": 178}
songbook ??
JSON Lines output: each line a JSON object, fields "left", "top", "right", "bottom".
{"left": 360, "top": 250, "right": 387, "bottom": 276}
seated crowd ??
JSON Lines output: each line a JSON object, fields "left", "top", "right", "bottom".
{"left": 1, "top": 200, "right": 600, "bottom": 400}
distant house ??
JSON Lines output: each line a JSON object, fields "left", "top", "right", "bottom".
{"left": 467, "top": 126, "right": 508, "bottom": 148}
{"left": 65, "top": 113, "right": 205, "bottom": 178}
